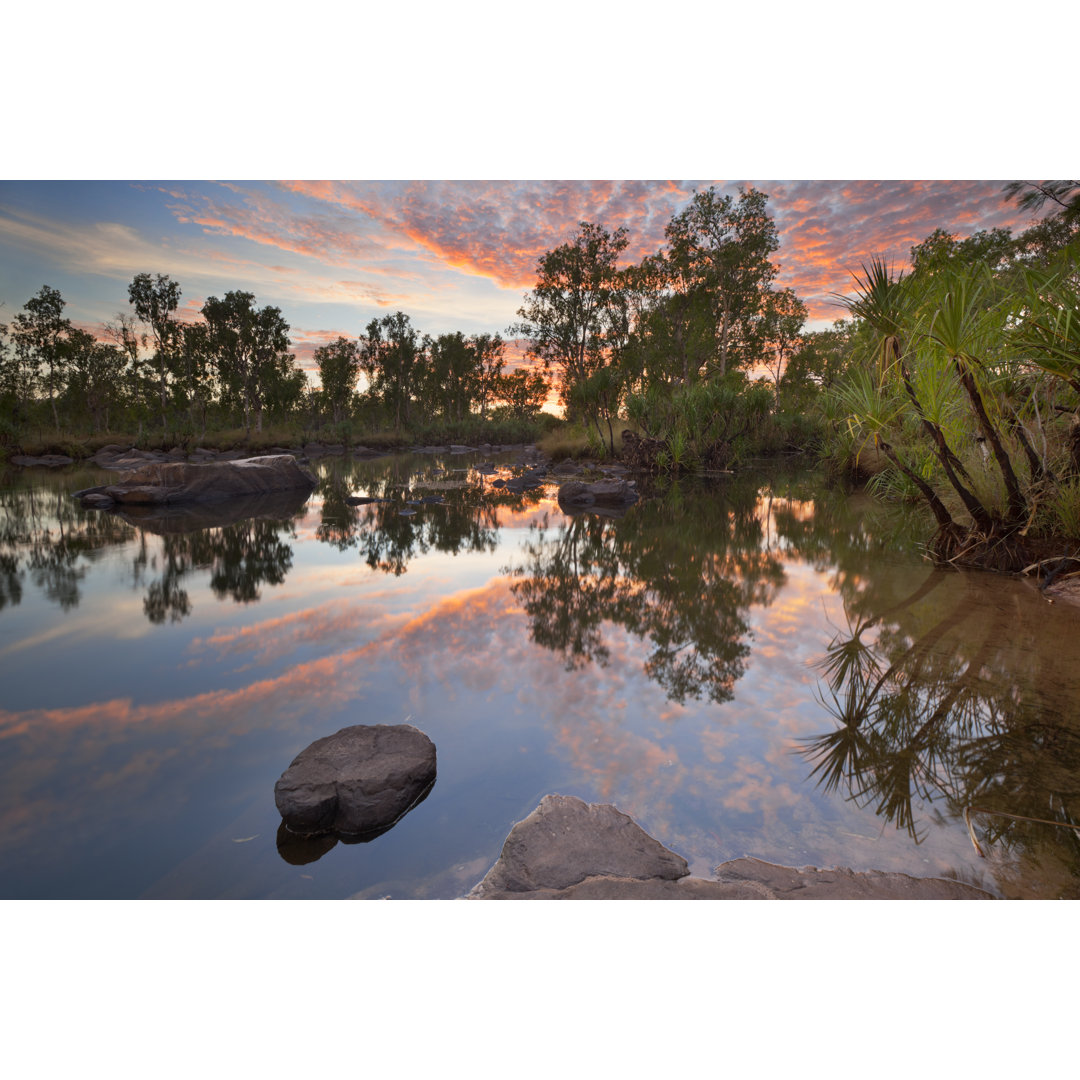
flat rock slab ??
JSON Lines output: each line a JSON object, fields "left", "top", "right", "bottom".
{"left": 468, "top": 795, "right": 993, "bottom": 900}
{"left": 274, "top": 723, "right": 436, "bottom": 840}
{"left": 100, "top": 454, "right": 317, "bottom": 505}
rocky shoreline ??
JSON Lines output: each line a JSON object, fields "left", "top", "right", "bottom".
{"left": 466, "top": 795, "right": 994, "bottom": 900}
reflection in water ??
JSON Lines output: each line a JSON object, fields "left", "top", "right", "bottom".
{"left": 508, "top": 476, "right": 787, "bottom": 704}
{"left": 313, "top": 456, "right": 552, "bottom": 575}
{"left": 274, "top": 775, "right": 436, "bottom": 864}
{"left": 801, "top": 565, "right": 1080, "bottom": 896}
{"left": 4, "top": 455, "right": 1080, "bottom": 898}
{"left": 0, "top": 481, "right": 137, "bottom": 611}
{"left": 0, "top": 475, "right": 306, "bottom": 625}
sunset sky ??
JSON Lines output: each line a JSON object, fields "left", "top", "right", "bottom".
{"left": 0, "top": 179, "right": 1043, "bottom": 379}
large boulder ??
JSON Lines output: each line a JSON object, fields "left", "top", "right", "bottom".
{"left": 468, "top": 795, "right": 994, "bottom": 900}
{"left": 469, "top": 794, "right": 689, "bottom": 896}
{"left": 274, "top": 723, "right": 437, "bottom": 840}
{"left": 557, "top": 479, "right": 638, "bottom": 514}
{"left": 99, "top": 454, "right": 317, "bottom": 505}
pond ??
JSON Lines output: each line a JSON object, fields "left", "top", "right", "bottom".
{"left": 2, "top": 450, "right": 1079, "bottom": 899}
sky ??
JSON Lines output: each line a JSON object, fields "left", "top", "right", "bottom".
{"left": 0, "top": 178, "right": 1043, "bottom": 380}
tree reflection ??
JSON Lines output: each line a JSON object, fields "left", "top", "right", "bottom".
{"left": 508, "top": 476, "right": 787, "bottom": 704}
{"left": 131, "top": 511, "right": 299, "bottom": 620}
{"left": 313, "top": 457, "right": 536, "bottom": 576}
{"left": 1, "top": 476, "right": 302, "bottom": 624}
{"left": 801, "top": 567, "right": 1080, "bottom": 891}
{"left": 0, "top": 483, "right": 137, "bottom": 611}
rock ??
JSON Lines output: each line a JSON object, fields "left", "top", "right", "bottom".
{"left": 274, "top": 723, "right": 437, "bottom": 839}
{"left": 101, "top": 454, "right": 317, "bottom": 505}
{"left": 467, "top": 795, "right": 995, "bottom": 900}
{"left": 345, "top": 495, "right": 383, "bottom": 506}
{"left": 92, "top": 447, "right": 170, "bottom": 470}
{"left": 557, "top": 479, "right": 638, "bottom": 514}
{"left": 709, "top": 857, "right": 992, "bottom": 900}
{"left": 553, "top": 459, "right": 581, "bottom": 476}
{"left": 469, "top": 794, "right": 689, "bottom": 896}
{"left": 80, "top": 493, "right": 116, "bottom": 509}
{"left": 10, "top": 454, "right": 75, "bottom": 467}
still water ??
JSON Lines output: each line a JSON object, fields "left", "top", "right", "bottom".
{"left": 2, "top": 451, "right": 1078, "bottom": 899}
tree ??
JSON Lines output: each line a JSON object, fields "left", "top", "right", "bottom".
{"left": 761, "top": 288, "right": 807, "bottom": 391}
{"left": 64, "top": 328, "right": 126, "bottom": 432}
{"left": 423, "top": 332, "right": 475, "bottom": 422}
{"left": 202, "top": 291, "right": 294, "bottom": 435}
{"left": 1003, "top": 181, "right": 1080, "bottom": 227}
{"left": 496, "top": 365, "right": 550, "bottom": 419}
{"left": 128, "top": 273, "right": 181, "bottom": 433}
{"left": 664, "top": 186, "right": 779, "bottom": 377}
{"left": 10, "top": 286, "right": 71, "bottom": 431}
{"left": 515, "top": 222, "right": 629, "bottom": 411}
{"left": 472, "top": 333, "right": 505, "bottom": 418}
{"left": 314, "top": 336, "right": 361, "bottom": 424}
{"left": 360, "top": 311, "right": 421, "bottom": 430}
{"left": 102, "top": 312, "right": 147, "bottom": 433}
{"left": 175, "top": 322, "right": 216, "bottom": 436}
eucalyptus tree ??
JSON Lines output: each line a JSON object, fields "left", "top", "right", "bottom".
{"left": 360, "top": 311, "right": 421, "bottom": 430}
{"left": 496, "top": 365, "right": 550, "bottom": 419}
{"left": 761, "top": 287, "right": 807, "bottom": 391}
{"left": 128, "top": 273, "right": 182, "bottom": 433}
{"left": 102, "top": 312, "right": 148, "bottom": 434}
{"left": 514, "top": 222, "right": 629, "bottom": 412}
{"left": 9, "top": 286, "right": 71, "bottom": 431}
{"left": 175, "top": 322, "right": 216, "bottom": 436}
{"left": 201, "top": 291, "right": 294, "bottom": 435}
{"left": 664, "top": 186, "right": 779, "bottom": 378}
{"left": 471, "top": 332, "right": 505, "bottom": 418}
{"left": 314, "top": 336, "right": 361, "bottom": 424}
{"left": 422, "top": 331, "right": 475, "bottom": 422}
{"left": 64, "top": 328, "right": 126, "bottom": 433}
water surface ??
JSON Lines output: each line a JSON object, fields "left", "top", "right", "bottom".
{"left": 2, "top": 452, "right": 1078, "bottom": 898}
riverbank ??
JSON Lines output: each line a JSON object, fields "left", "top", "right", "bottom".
{"left": 466, "top": 795, "right": 994, "bottom": 900}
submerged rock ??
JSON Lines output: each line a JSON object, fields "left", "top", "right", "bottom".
{"left": 557, "top": 479, "right": 638, "bottom": 514}
{"left": 11, "top": 454, "right": 74, "bottom": 467}
{"left": 98, "top": 454, "right": 317, "bottom": 505}
{"left": 274, "top": 723, "right": 437, "bottom": 840}
{"left": 468, "top": 795, "right": 994, "bottom": 900}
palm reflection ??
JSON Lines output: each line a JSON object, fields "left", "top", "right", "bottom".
{"left": 801, "top": 568, "right": 1080, "bottom": 885}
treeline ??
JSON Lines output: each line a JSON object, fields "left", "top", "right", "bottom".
{"left": 0, "top": 275, "right": 551, "bottom": 447}
{"left": 513, "top": 186, "right": 814, "bottom": 463}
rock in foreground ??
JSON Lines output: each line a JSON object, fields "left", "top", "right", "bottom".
{"left": 98, "top": 454, "right": 317, "bottom": 505}
{"left": 467, "top": 795, "right": 993, "bottom": 899}
{"left": 274, "top": 724, "right": 436, "bottom": 840}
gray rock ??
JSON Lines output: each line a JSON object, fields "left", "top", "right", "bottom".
{"left": 102, "top": 454, "right": 317, "bottom": 505}
{"left": 709, "top": 857, "right": 992, "bottom": 900}
{"left": 80, "top": 493, "right": 116, "bottom": 509}
{"left": 557, "top": 479, "right": 638, "bottom": 513}
{"left": 469, "top": 794, "right": 689, "bottom": 896}
{"left": 553, "top": 459, "right": 581, "bottom": 476}
{"left": 274, "top": 723, "right": 436, "bottom": 839}
{"left": 468, "top": 796, "right": 994, "bottom": 900}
